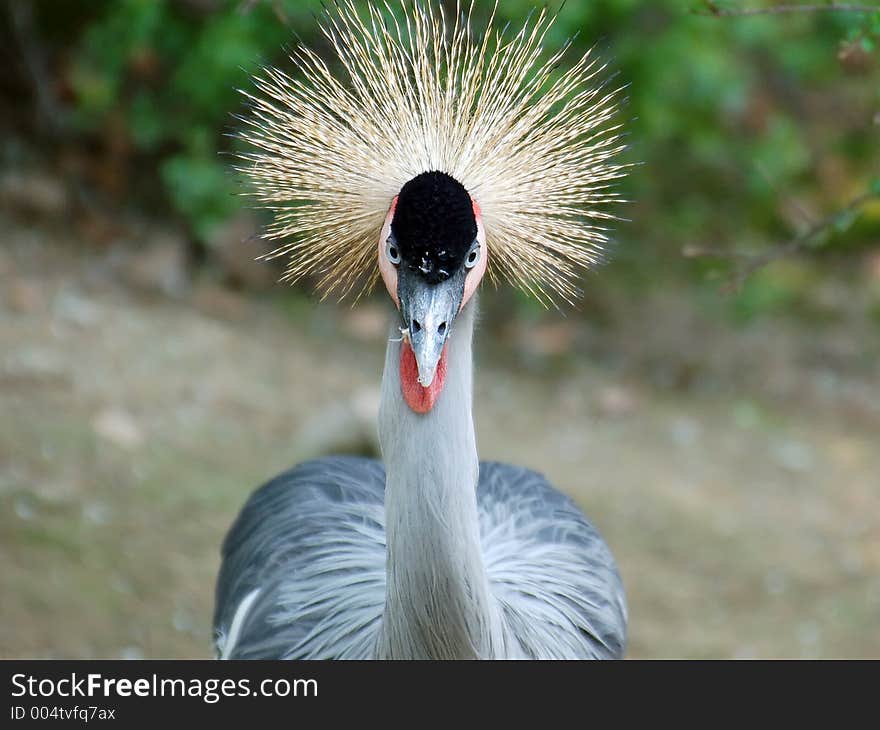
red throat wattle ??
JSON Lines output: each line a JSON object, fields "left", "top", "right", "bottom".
{"left": 400, "top": 339, "right": 448, "bottom": 414}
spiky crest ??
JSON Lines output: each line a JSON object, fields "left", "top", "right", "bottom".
{"left": 239, "top": 0, "right": 627, "bottom": 304}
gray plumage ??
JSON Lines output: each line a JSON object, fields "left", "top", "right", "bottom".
{"left": 213, "top": 301, "right": 627, "bottom": 660}
{"left": 215, "top": 457, "right": 624, "bottom": 659}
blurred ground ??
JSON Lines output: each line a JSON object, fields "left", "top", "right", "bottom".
{"left": 2, "top": 209, "right": 879, "bottom": 659}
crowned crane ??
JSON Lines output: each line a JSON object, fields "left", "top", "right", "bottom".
{"left": 213, "top": 0, "right": 628, "bottom": 660}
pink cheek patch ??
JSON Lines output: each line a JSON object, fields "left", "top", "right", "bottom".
{"left": 399, "top": 339, "right": 448, "bottom": 414}
{"left": 378, "top": 197, "right": 400, "bottom": 307}
{"left": 461, "top": 197, "right": 487, "bottom": 310}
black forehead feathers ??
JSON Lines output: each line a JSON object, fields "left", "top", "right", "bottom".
{"left": 390, "top": 170, "right": 477, "bottom": 284}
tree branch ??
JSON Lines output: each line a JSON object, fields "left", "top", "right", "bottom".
{"left": 684, "top": 189, "right": 880, "bottom": 293}
{"left": 7, "top": 0, "right": 63, "bottom": 136}
{"left": 699, "top": 2, "right": 879, "bottom": 17}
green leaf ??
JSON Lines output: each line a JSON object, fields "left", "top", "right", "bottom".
{"left": 161, "top": 153, "right": 239, "bottom": 242}
{"left": 129, "top": 92, "right": 165, "bottom": 150}
{"left": 832, "top": 209, "right": 858, "bottom": 234}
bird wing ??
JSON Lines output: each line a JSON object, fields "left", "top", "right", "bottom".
{"left": 215, "top": 457, "right": 625, "bottom": 660}
{"left": 213, "top": 456, "right": 387, "bottom": 659}
{"left": 477, "top": 461, "right": 628, "bottom": 659}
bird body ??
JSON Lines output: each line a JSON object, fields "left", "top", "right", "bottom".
{"left": 214, "top": 1, "right": 629, "bottom": 660}
{"left": 215, "top": 457, "right": 626, "bottom": 659}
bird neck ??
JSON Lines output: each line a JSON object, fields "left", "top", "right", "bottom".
{"left": 376, "top": 297, "right": 502, "bottom": 659}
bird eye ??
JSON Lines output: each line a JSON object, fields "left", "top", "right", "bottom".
{"left": 465, "top": 243, "right": 480, "bottom": 269}
{"left": 386, "top": 238, "right": 401, "bottom": 266}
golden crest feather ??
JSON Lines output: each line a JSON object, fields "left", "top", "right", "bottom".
{"left": 238, "top": 0, "right": 627, "bottom": 304}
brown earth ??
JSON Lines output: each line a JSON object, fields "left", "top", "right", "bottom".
{"left": 2, "top": 211, "right": 879, "bottom": 658}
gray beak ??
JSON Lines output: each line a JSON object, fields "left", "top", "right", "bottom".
{"left": 397, "top": 266, "right": 466, "bottom": 387}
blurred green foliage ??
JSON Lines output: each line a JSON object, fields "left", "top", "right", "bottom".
{"left": 32, "top": 0, "right": 880, "bottom": 319}
{"left": 65, "top": 0, "right": 313, "bottom": 239}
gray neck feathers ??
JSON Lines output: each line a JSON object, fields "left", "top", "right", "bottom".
{"left": 376, "top": 298, "right": 503, "bottom": 659}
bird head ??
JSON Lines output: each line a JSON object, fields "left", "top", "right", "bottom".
{"left": 238, "top": 1, "right": 628, "bottom": 413}
{"left": 376, "top": 171, "right": 487, "bottom": 411}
